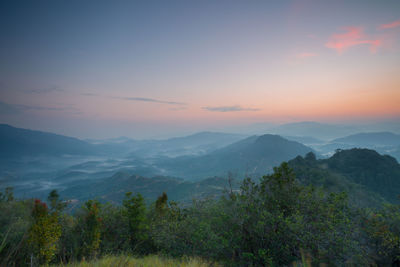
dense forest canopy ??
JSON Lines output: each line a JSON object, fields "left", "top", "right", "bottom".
{"left": 1, "top": 161, "right": 399, "bottom": 266}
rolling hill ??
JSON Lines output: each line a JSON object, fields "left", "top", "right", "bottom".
{"left": 59, "top": 172, "right": 237, "bottom": 205}
{"left": 157, "top": 134, "right": 314, "bottom": 180}
{"left": 289, "top": 148, "right": 400, "bottom": 205}
{"left": 332, "top": 132, "right": 400, "bottom": 147}
{"left": 0, "top": 124, "right": 97, "bottom": 158}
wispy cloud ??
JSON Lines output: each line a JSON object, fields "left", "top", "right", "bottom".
{"left": 0, "top": 101, "right": 80, "bottom": 114}
{"left": 17, "top": 104, "right": 70, "bottom": 111}
{"left": 169, "top": 106, "right": 187, "bottom": 111}
{"left": 81, "top": 92, "right": 99, "bottom": 96}
{"left": 81, "top": 93, "right": 186, "bottom": 106}
{"left": 296, "top": 52, "right": 318, "bottom": 59}
{"left": 113, "top": 96, "right": 186, "bottom": 106}
{"left": 24, "top": 86, "right": 63, "bottom": 94}
{"left": 379, "top": 19, "right": 400, "bottom": 30}
{"left": 325, "top": 27, "right": 382, "bottom": 54}
{"left": 202, "top": 105, "right": 260, "bottom": 112}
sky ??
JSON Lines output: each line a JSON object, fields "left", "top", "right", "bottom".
{"left": 0, "top": 0, "right": 400, "bottom": 139}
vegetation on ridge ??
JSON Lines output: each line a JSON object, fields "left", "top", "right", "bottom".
{"left": 1, "top": 160, "right": 400, "bottom": 266}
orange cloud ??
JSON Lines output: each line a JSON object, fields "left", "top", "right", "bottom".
{"left": 325, "top": 27, "right": 382, "bottom": 54}
{"left": 380, "top": 19, "right": 400, "bottom": 29}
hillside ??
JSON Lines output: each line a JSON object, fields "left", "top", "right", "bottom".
{"left": 271, "top": 121, "right": 358, "bottom": 140}
{"left": 60, "top": 172, "right": 236, "bottom": 205}
{"left": 332, "top": 132, "right": 400, "bottom": 147}
{"left": 0, "top": 124, "right": 97, "bottom": 158}
{"left": 158, "top": 134, "right": 313, "bottom": 180}
{"left": 129, "top": 131, "right": 247, "bottom": 157}
{"left": 289, "top": 148, "right": 400, "bottom": 205}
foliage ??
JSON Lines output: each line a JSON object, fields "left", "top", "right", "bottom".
{"left": 76, "top": 200, "right": 102, "bottom": 259}
{"left": 1, "top": 162, "right": 400, "bottom": 266}
{"left": 289, "top": 151, "right": 390, "bottom": 208}
{"left": 363, "top": 203, "right": 400, "bottom": 266}
{"left": 48, "top": 189, "right": 67, "bottom": 213}
{"left": 28, "top": 199, "right": 62, "bottom": 265}
{"left": 289, "top": 149, "right": 400, "bottom": 205}
{"left": 122, "top": 192, "right": 149, "bottom": 253}
{"left": 0, "top": 188, "right": 32, "bottom": 266}
{"left": 219, "top": 163, "right": 362, "bottom": 265}
{"left": 0, "top": 187, "right": 14, "bottom": 202}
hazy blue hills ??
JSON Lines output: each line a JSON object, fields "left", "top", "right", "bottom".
{"left": 85, "top": 131, "right": 247, "bottom": 158}
{"left": 158, "top": 131, "right": 246, "bottom": 147}
{"left": 2, "top": 123, "right": 399, "bottom": 208}
{"left": 0, "top": 124, "right": 97, "bottom": 158}
{"left": 271, "top": 121, "right": 358, "bottom": 140}
{"left": 157, "top": 134, "right": 314, "bottom": 180}
{"left": 0, "top": 124, "right": 247, "bottom": 160}
{"left": 60, "top": 172, "right": 236, "bottom": 205}
{"left": 58, "top": 147, "right": 400, "bottom": 208}
{"left": 332, "top": 132, "right": 400, "bottom": 147}
{"left": 310, "top": 131, "right": 400, "bottom": 161}
{"left": 130, "top": 131, "right": 247, "bottom": 157}
{"left": 289, "top": 148, "right": 400, "bottom": 205}
{"left": 283, "top": 135, "right": 325, "bottom": 145}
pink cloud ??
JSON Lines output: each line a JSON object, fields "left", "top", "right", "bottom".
{"left": 380, "top": 19, "right": 400, "bottom": 29}
{"left": 296, "top": 52, "right": 318, "bottom": 59}
{"left": 325, "top": 27, "right": 382, "bottom": 54}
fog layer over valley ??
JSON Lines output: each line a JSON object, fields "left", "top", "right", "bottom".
{"left": 1, "top": 123, "right": 400, "bottom": 206}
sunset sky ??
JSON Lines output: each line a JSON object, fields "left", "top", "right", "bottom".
{"left": 1, "top": 0, "right": 400, "bottom": 138}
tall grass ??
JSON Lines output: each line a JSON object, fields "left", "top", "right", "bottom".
{"left": 56, "top": 254, "right": 221, "bottom": 267}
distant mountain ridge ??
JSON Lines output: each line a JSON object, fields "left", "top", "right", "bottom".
{"left": 133, "top": 131, "right": 247, "bottom": 157}
{"left": 243, "top": 120, "right": 400, "bottom": 140}
{"left": 0, "top": 124, "right": 97, "bottom": 158}
{"left": 271, "top": 121, "right": 359, "bottom": 140}
{"left": 85, "top": 131, "right": 247, "bottom": 158}
{"left": 0, "top": 124, "right": 247, "bottom": 159}
{"left": 310, "top": 131, "right": 400, "bottom": 161}
{"left": 332, "top": 132, "right": 400, "bottom": 146}
{"left": 158, "top": 134, "right": 314, "bottom": 180}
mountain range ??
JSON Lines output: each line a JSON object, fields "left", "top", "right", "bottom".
{"left": 0, "top": 124, "right": 97, "bottom": 158}
{"left": 57, "top": 148, "right": 400, "bottom": 208}
{"left": 332, "top": 132, "right": 400, "bottom": 147}
{"left": 156, "top": 134, "right": 314, "bottom": 180}
{"left": 1, "top": 123, "right": 400, "bottom": 208}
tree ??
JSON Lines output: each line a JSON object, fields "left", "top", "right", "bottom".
{"left": 122, "top": 192, "right": 148, "bottom": 252}
{"left": 0, "top": 187, "right": 14, "bottom": 202}
{"left": 77, "top": 200, "right": 102, "bottom": 259}
{"left": 155, "top": 192, "right": 168, "bottom": 216}
{"left": 28, "top": 199, "right": 61, "bottom": 265}
{"left": 363, "top": 204, "right": 400, "bottom": 266}
{"left": 47, "top": 189, "right": 66, "bottom": 213}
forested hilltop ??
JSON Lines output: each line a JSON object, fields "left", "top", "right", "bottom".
{"left": 289, "top": 148, "right": 400, "bottom": 207}
{"left": 1, "top": 160, "right": 400, "bottom": 266}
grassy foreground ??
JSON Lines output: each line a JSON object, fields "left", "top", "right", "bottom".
{"left": 57, "top": 255, "right": 221, "bottom": 267}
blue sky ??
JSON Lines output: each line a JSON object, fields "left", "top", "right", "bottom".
{"left": 1, "top": 0, "right": 400, "bottom": 138}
